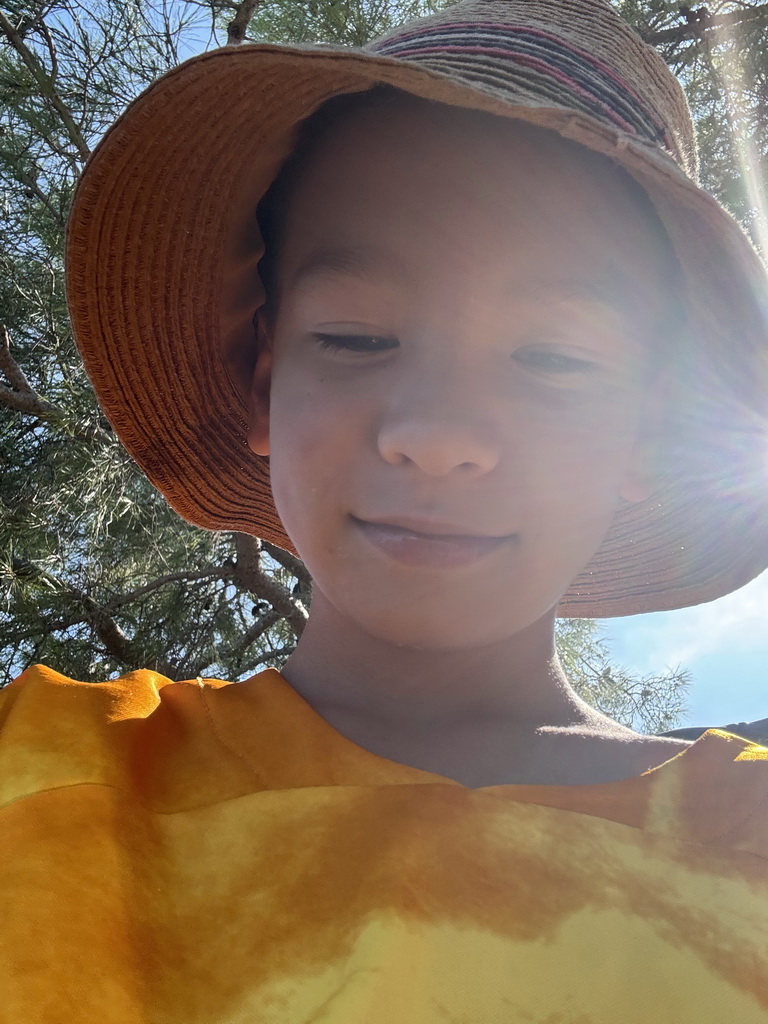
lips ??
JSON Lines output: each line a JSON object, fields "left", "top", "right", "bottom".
{"left": 352, "top": 516, "right": 512, "bottom": 568}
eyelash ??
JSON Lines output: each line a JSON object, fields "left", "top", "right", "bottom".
{"left": 313, "top": 333, "right": 399, "bottom": 354}
{"left": 313, "top": 334, "right": 598, "bottom": 375}
{"left": 513, "top": 348, "right": 598, "bottom": 374}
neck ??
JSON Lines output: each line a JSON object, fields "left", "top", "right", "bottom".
{"left": 279, "top": 592, "right": 616, "bottom": 784}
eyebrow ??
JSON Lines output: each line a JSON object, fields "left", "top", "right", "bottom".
{"left": 507, "top": 275, "right": 633, "bottom": 309}
{"left": 289, "top": 246, "right": 657, "bottom": 323}
{"left": 289, "top": 244, "right": 408, "bottom": 288}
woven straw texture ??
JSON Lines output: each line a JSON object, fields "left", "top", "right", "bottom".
{"left": 66, "top": 0, "right": 768, "bottom": 617}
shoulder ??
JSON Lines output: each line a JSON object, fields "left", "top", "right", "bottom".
{"left": 664, "top": 719, "right": 768, "bottom": 745}
{"left": 1, "top": 662, "right": 174, "bottom": 720}
{"left": 652, "top": 729, "right": 768, "bottom": 856}
{"left": 0, "top": 664, "right": 229, "bottom": 810}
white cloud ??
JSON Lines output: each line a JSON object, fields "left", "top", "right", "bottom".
{"left": 614, "top": 570, "right": 768, "bottom": 672}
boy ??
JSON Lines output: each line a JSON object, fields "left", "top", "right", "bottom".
{"left": 3, "top": 0, "right": 768, "bottom": 1020}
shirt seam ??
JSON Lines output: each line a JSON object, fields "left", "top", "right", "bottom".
{"left": 195, "top": 680, "right": 268, "bottom": 788}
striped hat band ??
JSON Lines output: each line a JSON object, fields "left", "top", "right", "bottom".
{"left": 371, "top": 22, "right": 673, "bottom": 151}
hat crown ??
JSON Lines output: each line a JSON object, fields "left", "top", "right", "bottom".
{"left": 368, "top": 0, "right": 697, "bottom": 178}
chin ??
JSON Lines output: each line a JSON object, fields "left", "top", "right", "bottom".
{"left": 341, "top": 599, "right": 546, "bottom": 652}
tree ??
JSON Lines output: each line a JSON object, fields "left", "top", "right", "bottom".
{"left": 0, "top": 0, "right": 309, "bottom": 686}
{"left": 0, "top": 0, "right": 694, "bottom": 732}
{"left": 556, "top": 619, "right": 689, "bottom": 734}
{"left": 615, "top": 1, "right": 768, "bottom": 251}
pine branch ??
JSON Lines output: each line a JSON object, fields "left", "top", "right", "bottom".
{"left": 226, "top": 0, "right": 262, "bottom": 44}
{"left": 7, "top": 555, "right": 175, "bottom": 676}
{"left": 104, "top": 565, "right": 237, "bottom": 611}
{"left": 79, "top": 592, "right": 176, "bottom": 677}
{"left": 0, "top": 324, "right": 36, "bottom": 395}
{"left": 643, "top": 4, "right": 768, "bottom": 47}
{"left": 262, "top": 540, "right": 312, "bottom": 587}
{"left": 252, "top": 644, "right": 293, "bottom": 669}
{"left": 184, "top": 607, "right": 282, "bottom": 679}
{"left": 3, "top": 156, "right": 67, "bottom": 226}
{"left": 0, "top": 379, "right": 59, "bottom": 418}
{"left": 0, "top": 325, "right": 112, "bottom": 444}
{"left": 12, "top": 566, "right": 237, "bottom": 637}
{"left": 232, "top": 533, "right": 308, "bottom": 636}
{"left": 0, "top": 9, "right": 90, "bottom": 162}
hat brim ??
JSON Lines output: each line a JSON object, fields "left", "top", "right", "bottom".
{"left": 66, "top": 43, "right": 768, "bottom": 617}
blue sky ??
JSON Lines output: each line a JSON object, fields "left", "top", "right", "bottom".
{"left": 602, "top": 569, "right": 768, "bottom": 729}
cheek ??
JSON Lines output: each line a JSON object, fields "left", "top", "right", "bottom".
{"left": 510, "top": 399, "right": 644, "bottom": 546}
{"left": 265, "top": 365, "right": 369, "bottom": 547}
{"left": 518, "top": 385, "right": 644, "bottom": 470}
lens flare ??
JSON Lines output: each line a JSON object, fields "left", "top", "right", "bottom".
{"left": 708, "top": 17, "right": 768, "bottom": 257}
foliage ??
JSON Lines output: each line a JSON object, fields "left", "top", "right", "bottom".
{"left": 9, "top": 0, "right": 757, "bottom": 729}
{"left": 246, "top": 0, "right": 446, "bottom": 46}
{"left": 0, "top": 0, "right": 307, "bottom": 685}
{"left": 613, "top": 0, "right": 768, "bottom": 250}
{"left": 556, "top": 619, "right": 689, "bottom": 734}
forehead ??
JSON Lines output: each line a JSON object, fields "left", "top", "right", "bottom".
{"left": 276, "top": 95, "right": 673, "bottom": 313}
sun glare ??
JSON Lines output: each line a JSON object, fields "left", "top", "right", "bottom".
{"left": 710, "top": 17, "right": 768, "bottom": 258}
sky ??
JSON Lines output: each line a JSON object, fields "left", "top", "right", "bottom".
{"left": 602, "top": 568, "right": 768, "bottom": 730}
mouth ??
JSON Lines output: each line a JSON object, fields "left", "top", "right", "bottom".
{"left": 351, "top": 515, "right": 513, "bottom": 569}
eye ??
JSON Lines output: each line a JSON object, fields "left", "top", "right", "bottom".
{"left": 313, "top": 333, "right": 399, "bottom": 354}
{"left": 512, "top": 346, "right": 599, "bottom": 375}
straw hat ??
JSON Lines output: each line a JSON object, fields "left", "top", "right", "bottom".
{"left": 66, "top": 0, "right": 768, "bottom": 617}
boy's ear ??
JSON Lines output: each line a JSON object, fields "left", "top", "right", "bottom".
{"left": 247, "top": 310, "right": 273, "bottom": 457}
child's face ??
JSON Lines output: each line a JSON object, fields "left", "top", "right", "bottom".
{"left": 250, "top": 99, "right": 673, "bottom": 650}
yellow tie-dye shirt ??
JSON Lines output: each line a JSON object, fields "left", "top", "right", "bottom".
{"left": 2, "top": 664, "right": 767, "bottom": 1023}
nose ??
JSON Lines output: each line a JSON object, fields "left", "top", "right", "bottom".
{"left": 377, "top": 364, "right": 501, "bottom": 478}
